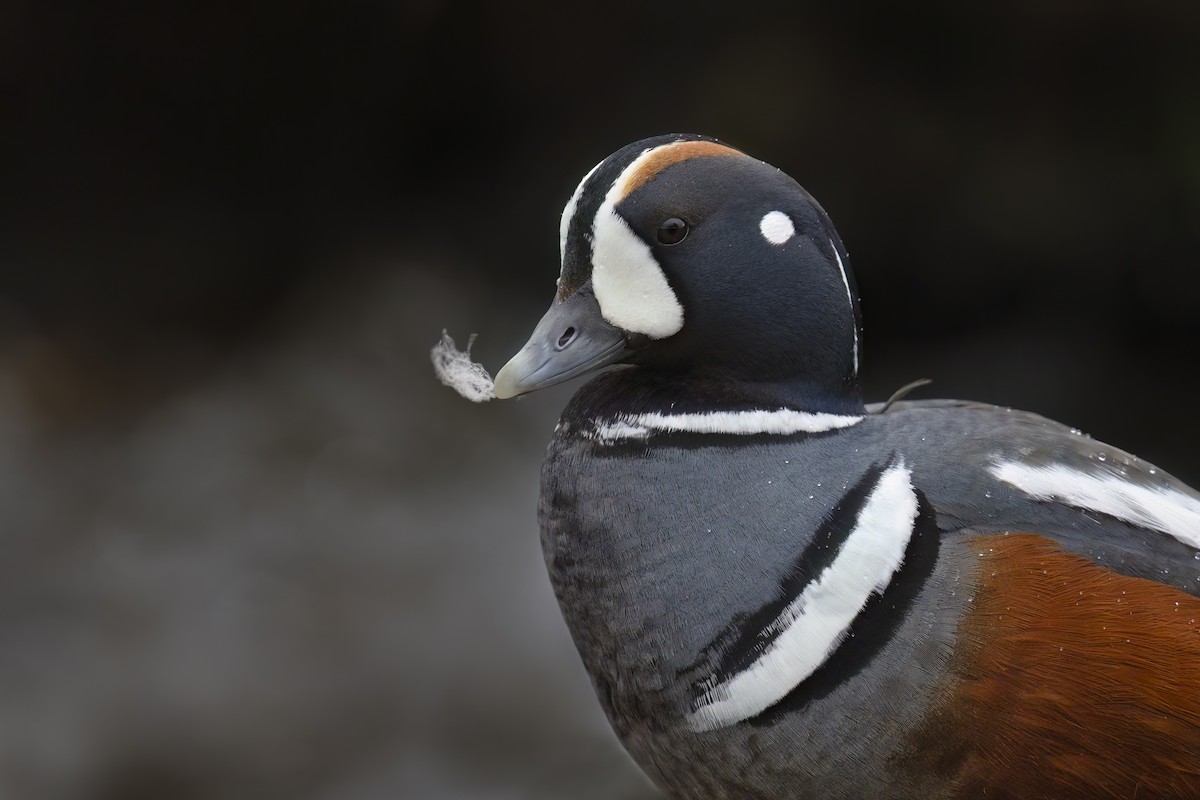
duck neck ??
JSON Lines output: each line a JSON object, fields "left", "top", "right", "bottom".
{"left": 568, "top": 367, "right": 866, "bottom": 428}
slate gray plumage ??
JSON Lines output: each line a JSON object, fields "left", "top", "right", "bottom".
{"left": 493, "top": 134, "right": 1200, "bottom": 799}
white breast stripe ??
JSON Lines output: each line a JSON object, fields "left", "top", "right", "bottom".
{"left": 990, "top": 460, "right": 1200, "bottom": 550}
{"left": 591, "top": 409, "right": 864, "bottom": 442}
{"left": 591, "top": 146, "right": 685, "bottom": 339}
{"left": 687, "top": 462, "right": 918, "bottom": 732}
{"left": 830, "top": 239, "right": 858, "bottom": 376}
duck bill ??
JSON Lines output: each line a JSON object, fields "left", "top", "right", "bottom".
{"left": 493, "top": 288, "right": 628, "bottom": 399}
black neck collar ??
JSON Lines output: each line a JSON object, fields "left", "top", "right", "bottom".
{"left": 565, "top": 367, "right": 866, "bottom": 423}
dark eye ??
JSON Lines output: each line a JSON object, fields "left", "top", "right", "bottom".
{"left": 657, "top": 217, "right": 689, "bottom": 245}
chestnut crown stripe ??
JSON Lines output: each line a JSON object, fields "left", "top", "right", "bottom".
{"left": 613, "top": 140, "right": 744, "bottom": 202}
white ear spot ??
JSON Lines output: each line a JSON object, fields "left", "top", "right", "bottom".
{"left": 759, "top": 211, "right": 795, "bottom": 245}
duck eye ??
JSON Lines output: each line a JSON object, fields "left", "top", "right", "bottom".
{"left": 656, "top": 218, "right": 689, "bottom": 245}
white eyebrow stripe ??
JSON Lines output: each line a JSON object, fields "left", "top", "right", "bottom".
{"left": 990, "top": 460, "right": 1200, "bottom": 550}
{"left": 687, "top": 461, "right": 918, "bottom": 731}
{"left": 559, "top": 158, "right": 603, "bottom": 264}
{"left": 830, "top": 239, "right": 858, "bottom": 376}
{"left": 591, "top": 409, "right": 864, "bottom": 442}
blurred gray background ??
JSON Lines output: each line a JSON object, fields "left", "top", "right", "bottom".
{"left": 3, "top": 3, "right": 1199, "bottom": 798}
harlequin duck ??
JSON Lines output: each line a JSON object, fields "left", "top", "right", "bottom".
{"left": 492, "top": 134, "right": 1200, "bottom": 799}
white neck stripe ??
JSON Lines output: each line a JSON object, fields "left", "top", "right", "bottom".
{"left": 688, "top": 462, "right": 918, "bottom": 731}
{"left": 590, "top": 409, "right": 864, "bottom": 442}
{"left": 990, "top": 460, "right": 1200, "bottom": 550}
{"left": 830, "top": 239, "right": 858, "bottom": 376}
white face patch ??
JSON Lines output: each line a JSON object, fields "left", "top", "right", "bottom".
{"left": 687, "top": 462, "right": 918, "bottom": 732}
{"left": 990, "top": 460, "right": 1200, "bottom": 551}
{"left": 590, "top": 146, "right": 684, "bottom": 339}
{"left": 759, "top": 210, "right": 795, "bottom": 245}
{"left": 590, "top": 408, "right": 864, "bottom": 443}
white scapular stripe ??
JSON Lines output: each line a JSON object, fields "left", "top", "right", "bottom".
{"left": 759, "top": 210, "right": 795, "bottom": 244}
{"left": 990, "top": 460, "right": 1200, "bottom": 550}
{"left": 590, "top": 146, "right": 685, "bottom": 339}
{"left": 688, "top": 462, "right": 918, "bottom": 732}
{"left": 559, "top": 158, "right": 602, "bottom": 264}
{"left": 830, "top": 239, "right": 858, "bottom": 376}
{"left": 592, "top": 409, "right": 864, "bottom": 442}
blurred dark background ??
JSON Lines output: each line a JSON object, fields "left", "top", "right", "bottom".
{"left": 2, "top": 3, "right": 1198, "bottom": 798}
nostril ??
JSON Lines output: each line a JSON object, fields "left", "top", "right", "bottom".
{"left": 556, "top": 327, "right": 577, "bottom": 350}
